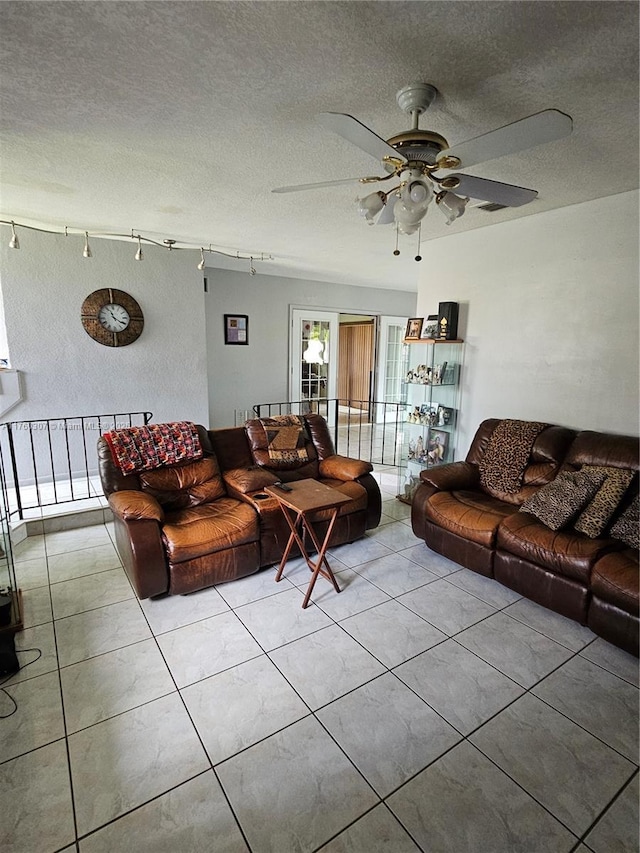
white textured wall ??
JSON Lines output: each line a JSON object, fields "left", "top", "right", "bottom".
{"left": 0, "top": 230, "right": 209, "bottom": 426}
{"left": 204, "top": 270, "right": 417, "bottom": 428}
{"left": 416, "top": 191, "right": 639, "bottom": 457}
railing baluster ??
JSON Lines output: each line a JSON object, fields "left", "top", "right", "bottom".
{"left": 81, "top": 416, "right": 91, "bottom": 497}
{"left": 2, "top": 411, "right": 153, "bottom": 520}
{"left": 5, "top": 424, "right": 23, "bottom": 520}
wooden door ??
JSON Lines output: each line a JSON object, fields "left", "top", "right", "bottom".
{"left": 338, "top": 321, "right": 374, "bottom": 410}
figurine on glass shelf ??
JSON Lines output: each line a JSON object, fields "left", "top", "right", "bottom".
{"left": 413, "top": 364, "right": 433, "bottom": 384}
{"left": 408, "top": 436, "right": 427, "bottom": 462}
{"left": 404, "top": 473, "right": 419, "bottom": 500}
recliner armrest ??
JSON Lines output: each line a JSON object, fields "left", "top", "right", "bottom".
{"left": 223, "top": 467, "right": 279, "bottom": 495}
{"left": 108, "top": 490, "right": 164, "bottom": 522}
{"left": 319, "top": 455, "right": 373, "bottom": 481}
{"left": 419, "top": 461, "right": 480, "bottom": 492}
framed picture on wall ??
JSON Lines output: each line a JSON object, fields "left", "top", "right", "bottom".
{"left": 224, "top": 314, "right": 249, "bottom": 345}
{"left": 405, "top": 317, "right": 423, "bottom": 340}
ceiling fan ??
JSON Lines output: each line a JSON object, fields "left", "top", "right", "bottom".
{"left": 273, "top": 83, "right": 572, "bottom": 256}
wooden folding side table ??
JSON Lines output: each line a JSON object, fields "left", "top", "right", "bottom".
{"left": 265, "top": 479, "right": 351, "bottom": 608}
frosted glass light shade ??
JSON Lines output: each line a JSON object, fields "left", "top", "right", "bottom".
{"left": 356, "top": 191, "right": 385, "bottom": 224}
{"left": 436, "top": 191, "right": 469, "bottom": 225}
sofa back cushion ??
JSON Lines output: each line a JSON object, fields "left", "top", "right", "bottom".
{"left": 98, "top": 424, "right": 215, "bottom": 497}
{"left": 140, "top": 455, "right": 226, "bottom": 511}
{"left": 561, "top": 431, "right": 639, "bottom": 473}
{"left": 304, "top": 413, "right": 337, "bottom": 460}
{"left": 208, "top": 426, "right": 254, "bottom": 472}
{"left": 466, "top": 419, "right": 577, "bottom": 506}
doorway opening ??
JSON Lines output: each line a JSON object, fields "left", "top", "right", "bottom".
{"left": 289, "top": 308, "right": 407, "bottom": 426}
{"left": 338, "top": 315, "right": 376, "bottom": 421}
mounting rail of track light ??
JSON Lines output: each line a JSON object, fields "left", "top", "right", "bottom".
{"left": 1, "top": 219, "right": 274, "bottom": 272}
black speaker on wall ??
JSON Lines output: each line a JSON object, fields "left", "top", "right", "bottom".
{"left": 438, "top": 302, "right": 459, "bottom": 340}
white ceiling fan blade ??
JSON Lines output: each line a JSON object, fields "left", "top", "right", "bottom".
{"left": 318, "top": 112, "right": 407, "bottom": 164}
{"left": 440, "top": 109, "right": 573, "bottom": 170}
{"left": 376, "top": 195, "right": 398, "bottom": 225}
{"left": 450, "top": 175, "right": 538, "bottom": 207}
{"left": 272, "top": 176, "right": 373, "bottom": 194}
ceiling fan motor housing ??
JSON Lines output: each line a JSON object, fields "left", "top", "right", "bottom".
{"left": 386, "top": 130, "right": 449, "bottom": 165}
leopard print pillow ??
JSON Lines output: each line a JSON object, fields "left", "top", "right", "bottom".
{"left": 573, "top": 465, "right": 634, "bottom": 538}
{"left": 609, "top": 494, "right": 639, "bottom": 550}
{"left": 520, "top": 469, "right": 606, "bottom": 531}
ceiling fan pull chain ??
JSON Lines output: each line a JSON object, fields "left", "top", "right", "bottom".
{"left": 393, "top": 224, "right": 400, "bottom": 256}
{"left": 415, "top": 224, "right": 422, "bottom": 262}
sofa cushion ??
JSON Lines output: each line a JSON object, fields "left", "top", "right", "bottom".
{"left": 609, "top": 494, "right": 639, "bottom": 550}
{"left": 573, "top": 466, "right": 634, "bottom": 538}
{"left": 140, "top": 456, "right": 226, "bottom": 511}
{"left": 591, "top": 549, "right": 640, "bottom": 616}
{"left": 519, "top": 470, "right": 605, "bottom": 531}
{"left": 497, "top": 511, "right": 614, "bottom": 584}
{"left": 425, "top": 490, "right": 514, "bottom": 548}
{"left": 162, "top": 498, "right": 259, "bottom": 563}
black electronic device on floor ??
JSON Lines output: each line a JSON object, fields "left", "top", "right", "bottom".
{"left": 0, "top": 631, "right": 19, "bottom": 676}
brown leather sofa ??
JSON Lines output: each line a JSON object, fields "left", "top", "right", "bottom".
{"left": 412, "top": 419, "right": 639, "bottom": 655}
{"left": 99, "top": 415, "right": 381, "bottom": 600}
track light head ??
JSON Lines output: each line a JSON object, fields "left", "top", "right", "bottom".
{"left": 134, "top": 235, "right": 143, "bottom": 261}
{"left": 9, "top": 221, "right": 19, "bottom": 249}
{"left": 83, "top": 232, "right": 92, "bottom": 258}
{"left": 197, "top": 248, "right": 206, "bottom": 271}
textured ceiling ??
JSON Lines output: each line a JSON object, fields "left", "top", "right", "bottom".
{"left": 1, "top": 1, "right": 638, "bottom": 290}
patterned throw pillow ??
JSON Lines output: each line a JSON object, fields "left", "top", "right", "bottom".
{"left": 520, "top": 469, "right": 606, "bottom": 531}
{"left": 260, "top": 415, "right": 310, "bottom": 467}
{"left": 573, "top": 465, "right": 635, "bottom": 538}
{"left": 609, "top": 494, "right": 639, "bottom": 550}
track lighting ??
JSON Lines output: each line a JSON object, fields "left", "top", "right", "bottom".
{"left": 9, "top": 221, "right": 19, "bottom": 249}
{"left": 1, "top": 219, "right": 274, "bottom": 271}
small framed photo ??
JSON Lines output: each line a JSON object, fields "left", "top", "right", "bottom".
{"left": 420, "top": 314, "right": 439, "bottom": 339}
{"left": 224, "top": 314, "right": 249, "bottom": 345}
{"left": 405, "top": 317, "right": 423, "bottom": 340}
{"left": 428, "top": 429, "right": 448, "bottom": 464}
{"left": 436, "top": 405, "right": 453, "bottom": 426}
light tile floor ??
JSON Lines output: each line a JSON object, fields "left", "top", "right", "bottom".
{"left": 1, "top": 470, "right": 638, "bottom": 853}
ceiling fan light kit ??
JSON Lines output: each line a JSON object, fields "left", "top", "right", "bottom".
{"left": 274, "top": 82, "right": 573, "bottom": 259}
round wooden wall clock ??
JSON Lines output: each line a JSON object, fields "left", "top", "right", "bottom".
{"left": 81, "top": 288, "right": 144, "bottom": 347}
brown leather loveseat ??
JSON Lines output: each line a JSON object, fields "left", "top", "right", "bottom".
{"left": 99, "top": 415, "right": 381, "bottom": 599}
{"left": 412, "top": 419, "right": 639, "bottom": 655}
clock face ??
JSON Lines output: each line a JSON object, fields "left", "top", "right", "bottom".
{"left": 98, "top": 303, "right": 130, "bottom": 332}
{"left": 81, "top": 289, "right": 144, "bottom": 347}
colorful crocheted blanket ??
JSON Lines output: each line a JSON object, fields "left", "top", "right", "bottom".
{"left": 103, "top": 421, "right": 203, "bottom": 474}
{"left": 258, "top": 414, "right": 310, "bottom": 466}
